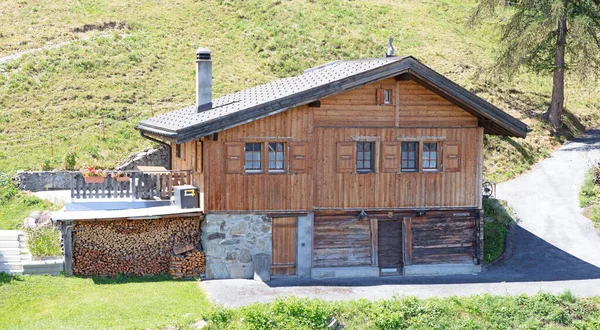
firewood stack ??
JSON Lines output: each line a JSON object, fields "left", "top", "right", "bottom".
{"left": 72, "top": 217, "right": 201, "bottom": 277}
{"left": 169, "top": 249, "right": 206, "bottom": 279}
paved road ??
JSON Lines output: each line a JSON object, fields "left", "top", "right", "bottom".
{"left": 202, "top": 129, "right": 600, "bottom": 307}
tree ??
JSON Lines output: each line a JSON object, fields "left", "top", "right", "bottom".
{"left": 472, "top": 0, "right": 600, "bottom": 129}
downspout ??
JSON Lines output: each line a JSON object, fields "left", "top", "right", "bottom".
{"left": 139, "top": 131, "right": 172, "bottom": 170}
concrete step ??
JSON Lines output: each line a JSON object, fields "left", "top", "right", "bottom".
{"left": 0, "top": 248, "right": 21, "bottom": 256}
{"left": 0, "top": 241, "right": 20, "bottom": 248}
{"left": 0, "top": 262, "right": 23, "bottom": 271}
{"left": 22, "top": 259, "right": 64, "bottom": 275}
{"left": 0, "top": 255, "right": 21, "bottom": 263}
{"left": 0, "top": 230, "right": 21, "bottom": 241}
{"left": 0, "top": 269, "right": 23, "bottom": 276}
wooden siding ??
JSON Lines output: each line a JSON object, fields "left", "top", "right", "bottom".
{"left": 203, "top": 106, "right": 313, "bottom": 211}
{"left": 168, "top": 78, "right": 484, "bottom": 212}
{"left": 314, "top": 127, "right": 483, "bottom": 209}
{"left": 313, "top": 214, "right": 372, "bottom": 267}
{"left": 410, "top": 214, "right": 476, "bottom": 264}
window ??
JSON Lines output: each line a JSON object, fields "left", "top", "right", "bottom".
{"left": 422, "top": 142, "right": 438, "bottom": 170}
{"left": 383, "top": 89, "right": 392, "bottom": 105}
{"left": 401, "top": 142, "right": 418, "bottom": 172}
{"left": 176, "top": 144, "right": 181, "bottom": 158}
{"left": 268, "top": 142, "right": 285, "bottom": 172}
{"left": 377, "top": 88, "right": 393, "bottom": 105}
{"left": 245, "top": 143, "right": 262, "bottom": 172}
{"left": 356, "top": 142, "right": 374, "bottom": 172}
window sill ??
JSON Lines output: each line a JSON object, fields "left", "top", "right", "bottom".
{"left": 356, "top": 170, "right": 375, "bottom": 174}
{"left": 244, "top": 170, "right": 264, "bottom": 174}
{"left": 268, "top": 170, "right": 287, "bottom": 175}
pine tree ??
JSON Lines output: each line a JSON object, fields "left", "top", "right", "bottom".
{"left": 472, "top": 0, "right": 600, "bottom": 129}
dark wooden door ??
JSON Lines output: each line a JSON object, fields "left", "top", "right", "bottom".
{"left": 377, "top": 220, "right": 403, "bottom": 272}
{"left": 271, "top": 217, "right": 297, "bottom": 276}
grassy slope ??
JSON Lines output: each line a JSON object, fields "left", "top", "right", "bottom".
{"left": 0, "top": 275, "right": 211, "bottom": 329}
{"left": 0, "top": 0, "right": 598, "bottom": 181}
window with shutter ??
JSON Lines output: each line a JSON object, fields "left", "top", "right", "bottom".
{"left": 336, "top": 142, "right": 356, "bottom": 173}
{"left": 380, "top": 142, "right": 400, "bottom": 173}
{"left": 376, "top": 88, "right": 393, "bottom": 106}
{"left": 225, "top": 142, "right": 244, "bottom": 174}
{"left": 443, "top": 142, "right": 461, "bottom": 172}
{"left": 289, "top": 142, "right": 308, "bottom": 174}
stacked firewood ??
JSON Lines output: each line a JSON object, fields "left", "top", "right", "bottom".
{"left": 72, "top": 217, "right": 200, "bottom": 277}
{"left": 169, "top": 249, "right": 206, "bottom": 279}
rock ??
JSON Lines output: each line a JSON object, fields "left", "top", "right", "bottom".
{"left": 191, "top": 320, "right": 207, "bottom": 329}
{"left": 238, "top": 250, "right": 252, "bottom": 263}
{"left": 207, "top": 232, "right": 225, "bottom": 240}
{"left": 23, "top": 211, "right": 53, "bottom": 229}
{"left": 220, "top": 239, "right": 240, "bottom": 246}
{"left": 225, "top": 252, "right": 238, "bottom": 261}
{"left": 227, "top": 263, "right": 244, "bottom": 278}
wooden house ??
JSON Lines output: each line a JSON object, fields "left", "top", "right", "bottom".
{"left": 136, "top": 48, "right": 527, "bottom": 279}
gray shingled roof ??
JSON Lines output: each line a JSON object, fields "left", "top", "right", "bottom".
{"left": 136, "top": 56, "right": 528, "bottom": 142}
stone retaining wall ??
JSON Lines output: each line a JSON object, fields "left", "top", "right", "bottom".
{"left": 15, "top": 171, "right": 78, "bottom": 192}
{"left": 117, "top": 145, "right": 169, "bottom": 170}
{"left": 201, "top": 214, "right": 272, "bottom": 279}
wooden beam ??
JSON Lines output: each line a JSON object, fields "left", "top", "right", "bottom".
{"left": 308, "top": 100, "right": 321, "bottom": 108}
{"left": 395, "top": 72, "right": 411, "bottom": 81}
{"left": 402, "top": 217, "right": 412, "bottom": 265}
{"left": 370, "top": 218, "right": 379, "bottom": 267}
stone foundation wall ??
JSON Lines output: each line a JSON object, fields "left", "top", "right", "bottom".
{"left": 117, "top": 145, "right": 169, "bottom": 170}
{"left": 201, "top": 214, "right": 272, "bottom": 279}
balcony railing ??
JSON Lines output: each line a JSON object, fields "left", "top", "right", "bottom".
{"left": 70, "top": 170, "right": 191, "bottom": 200}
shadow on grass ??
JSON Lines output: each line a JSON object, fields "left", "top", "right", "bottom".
{"left": 91, "top": 274, "right": 198, "bottom": 285}
{"left": 0, "top": 272, "right": 24, "bottom": 286}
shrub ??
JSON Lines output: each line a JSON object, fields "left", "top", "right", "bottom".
{"left": 26, "top": 226, "right": 62, "bottom": 257}
{"left": 63, "top": 152, "right": 77, "bottom": 170}
{"left": 579, "top": 167, "right": 598, "bottom": 207}
{"left": 483, "top": 198, "right": 516, "bottom": 263}
{"left": 41, "top": 159, "right": 53, "bottom": 171}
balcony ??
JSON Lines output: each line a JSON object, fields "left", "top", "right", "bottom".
{"left": 70, "top": 169, "right": 191, "bottom": 201}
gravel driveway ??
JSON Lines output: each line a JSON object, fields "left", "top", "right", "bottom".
{"left": 202, "top": 129, "right": 600, "bottom": 307}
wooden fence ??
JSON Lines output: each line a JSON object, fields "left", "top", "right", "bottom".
{"left": 70, "top": 171, "right": 190, "bottom": 200}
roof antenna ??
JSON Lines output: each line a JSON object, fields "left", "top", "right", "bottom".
{"left": 386, "top": 37, "right": 395, "bottom": 57}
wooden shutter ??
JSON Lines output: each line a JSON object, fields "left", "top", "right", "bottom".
{"left": 376, "top": 88, "right": 384, "bottom": 105}
{"left": 225, "top": 142, "right": 244, "bottom": 174}
{"left": 380, "top": 142, "right": 400, "bottom": 173}
{"left": 443, "top": 142, "right": 461, "bottom": 172}
{"left": 336, "top": 142, "right": 355, "bottom": 173}
{"left": 195, "top": 140, "right": 203, "bottom": 173}
{"left": 289, "top": 142, "right": 308, "bottom": 174}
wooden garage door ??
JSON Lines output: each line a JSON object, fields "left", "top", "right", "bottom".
{"left": 378, "top": 220, "right": 403, "bottom": 271}
{"left": 271, "top": 217, "right": 297, "bottom": 276}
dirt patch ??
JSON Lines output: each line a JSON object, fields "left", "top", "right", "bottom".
{"left": 70, "top": 21, "right": 128, "bottom": 33}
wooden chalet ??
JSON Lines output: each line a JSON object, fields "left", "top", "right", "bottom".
{"left": 136, "top": 47, "right": 527, "bottom": 279}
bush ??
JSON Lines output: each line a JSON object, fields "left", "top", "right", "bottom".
{"left": 579, "top": 167, "right": 598, "bottom": 207}
{"left": 483, "top": 198, "right": 516, "bottom": 263}
{"left": 63, "top": 152, "right": 77, "bottom": 170}
{"left": 26, "top": 227, "right": 62, "bottom": 257}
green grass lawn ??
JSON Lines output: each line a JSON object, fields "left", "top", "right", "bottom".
{"left": 2, "top": 273, "right": 600, "bottom": 329}
{"left": 0, "top": 274, "right": 211, "bottom": 329}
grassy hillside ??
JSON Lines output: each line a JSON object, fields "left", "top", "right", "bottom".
{"left": 0, "top": 0, "right": 598, "bottom": 182}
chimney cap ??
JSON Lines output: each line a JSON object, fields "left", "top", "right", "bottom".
{"left": 196, "top": 47, "right": 211, "bottom": 60}
{"left": 386, "top": 37, "right": 395, "bottom": 57}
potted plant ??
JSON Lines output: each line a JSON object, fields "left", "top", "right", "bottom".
{"left": 81, "top": 166, "right": 107, "bottom": 184}
{"left": 114, "top": 170, "right": 130, "bottom": 182}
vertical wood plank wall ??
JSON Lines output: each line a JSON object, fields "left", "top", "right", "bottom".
{"left": 169, "top": 78, "right": 484, "bottom": 212}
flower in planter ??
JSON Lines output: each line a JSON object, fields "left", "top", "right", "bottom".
{"left": 80, "top": 166, "right": 107, "bottom": 178}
